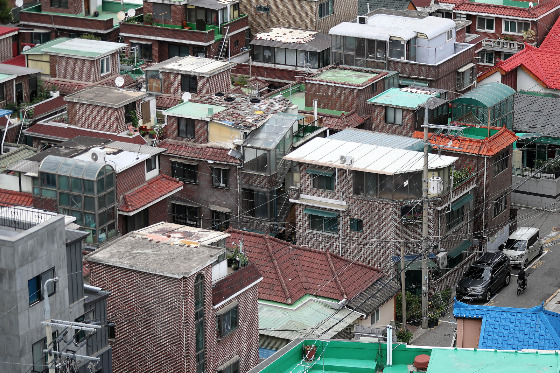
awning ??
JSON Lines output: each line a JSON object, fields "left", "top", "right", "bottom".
{"left": 407, "top": 259, "right": 438, "bottom": 270}
{"left": 451, "top": 193, "right": 473, "bottom": 211}
{"left": 303, "top": 207, "right": 338, "bottom": 218}
{"left": 448, "top": 240, "right": 472, "bottom": 258}
{"left": 189, "top": 0, "right": 227, "bottom": 9}
{"left": 399, "top": 78, "right": 429, "bottom": 87}
{"left": 458, "top": 62, "right": 475, "bottom": 73}
{"left": 209, "top": 204, "right": 231, "bottom": 213}
{"left": 306, "top": 168, "right": 334, "bottom": 176}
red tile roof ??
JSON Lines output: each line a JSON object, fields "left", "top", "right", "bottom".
{"left": 0, "top": 26, "right": 18, "bottom": 37}
{"left": 225, "top": 229, "right": 385, "bottom": 305}
{"left": 412, "top": 124, "right": 518, "bottom": 156}
{"left": 320, "top": 112, "right": 368, "bottom": 131}
{"left": 0, "top": 188, "right": 33, "bottom": 207}
{"left": 540, "top": 15, "right": 560, "bottom": 50}
{"left": 2, "top": 55, "right": 25, "bottom": 67}
{"left": 118, "top": 174, "right": 183, "bottom": 213}
{"left": 159, "top": 139, "right": 242, "bottom": 165}
{"left": 445, "top": 0, "right": 560, "bottom": 18}
{"left": 156, "top": 95, "right": 182, "bottom": 109}
{"left": 26, "top": 122, "right": 147, "bottom": 145}
{"left": 212, "top": 264, "right": 262, "bottom": 305}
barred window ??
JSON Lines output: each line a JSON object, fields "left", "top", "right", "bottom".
{"left": 493, "top": 149, "right": 509, "bottom": 176}
{"left": 493, "top": 194, "right": 507, "bottom": 218}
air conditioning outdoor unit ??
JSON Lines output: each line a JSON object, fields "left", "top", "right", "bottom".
{"left": 436, "top": 252, "right": 448, "bottom": 269}
{"left": 340, "top": 155, "right": 353, "bottom": 165}
{"left": 357, "top": 16, "right": 367, "bottom": 24}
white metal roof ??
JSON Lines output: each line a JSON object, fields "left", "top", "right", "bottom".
{"left": 329, "top": 14, "right": 455, "bottom": 41}
{"left": 160, "top": 56, "right": 234, "bottom": 76}
{"left": 283, "top": 137, "right": 457, "bottom": 174}
{"left": 72, "top": 146, "right": 151, "bottom": 173}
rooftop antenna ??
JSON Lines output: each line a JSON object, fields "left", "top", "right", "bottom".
{"left": 127, "top": 8, "right": 136, "bottom": 18}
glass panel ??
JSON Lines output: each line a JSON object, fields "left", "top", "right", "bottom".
{"left": 297, "top": 50, "right": 306, "bottom": 67}
{"left": 99, "top": 210, "right": 107, "bottom": 227}
{"left": 40, "top": 156, "right": 62, "bottom": 173}
{"left": 106, "top": 189, "right": 115, "bottom": 207}
{"left": 98, "top": 228, "right": 107, "bottom": 244}
{"left": 107, "top": 207, "right": 115, "bottom": 222}
{"left": 71, "top": 210, "right": 83, "bottom": 225}
{"left": 85, "top": 213, "right": 96, "bottom": 228}
{"left": 97, "top": 178, "right": 105, "bottom": 194}
{"left": 59, "top": 193, "right": 70, "bottom": 207}
{"left": 71, "top": 177, "right": 82, "bottom": 193}
{"left": 84, "top": 180, "right": 94, "bottom": 195}
{"left": 59, "top": 175, "right": 70, "bottom": 191}
{"left": 286, "top": 49, "right": 297, "bottom": 66}
{"left": 253, "top": 45, "right": 263, "bottom": 62}
{"left": 275, "top": 48, "right": 285, "bottom": 65}
{"left": 309, "top": 52, "right": 318, "bottom": 69}
{"left": 70, "top": 161, "right": 87, "bottom": 178}
{"left": 41, "top": 173, "right": 56, "bottom": 188}
{"left": 107, "top": 223, "right": 116, "bottom": 239}
{"left": 98, "top": 194, "right": 106, "bottom": 210}
{"left": 83, "top": 163, "right": 101, "bottom": 180}
{"left": 84, "top": 196, "right": 95, "bottom": 212}
{"left": 70, "top": 194, "right": 82, "bottom": 209}
{"left": 105, "top": 174, "right": 114, "bottom": 189}
{"left": 41, "top": 188, "right": 56, "bottom": 198}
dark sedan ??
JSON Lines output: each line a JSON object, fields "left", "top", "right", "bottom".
{"left": 456, "top": 252, "right": 511, "bottom": 302}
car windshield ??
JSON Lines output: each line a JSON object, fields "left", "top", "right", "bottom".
{"left": 506, "top": 238, "right": 526, "bottom": 251}
{"left": 464, "top": 266, "right": 491, "bottom": 280}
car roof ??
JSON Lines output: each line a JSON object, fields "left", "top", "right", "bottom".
{"left": 475, "top": 252, "right": 505, "bottom": 266}
{"left": 509, "top": 227, "right": 539, "bottom": 240}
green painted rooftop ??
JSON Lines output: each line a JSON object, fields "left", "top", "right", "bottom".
{"left": 453, "top": 82, "right": 515, "bottom": 108}
{"left": 163, "top": 101, "right": 226, "bottom": 119}
{"left": 368, "top": 87, "right": 438, "bottom": 109}
{"left": 23, "top": 37, "right": 126, "bottom": 58}
{"left": 276, "top": 84, "right": 347, "bottom": 115}
{"left": 451, "top": 126, "right": 500, "bottom": 139}
{"left": 313, "top": 68, "right": 378, "bottom": 85}
{"left": 22, "top": 2, "right": 139, "bottom": 26}
{"left": 471, "top": 0, "right": 532, "bottom": 8}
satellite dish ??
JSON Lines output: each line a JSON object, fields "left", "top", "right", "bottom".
{"left": 182, "top": 92, "right": 192, "bottom": 102}
{"left": 127, "top": 8, "right": 136, "bottom": 17}
{"left": 91, "top": 152, "right": 99, "bottom": 162}
{"left": 22, "top": 45, "right": 31, "bottom": 51}
{"left": 117, "top": 11, "right": 126, "bottom": 21}
{"left": 115, "top": 76, "right": 125, "bottom": 88}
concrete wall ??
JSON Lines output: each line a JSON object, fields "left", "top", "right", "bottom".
{"left": 358, "top": 297, "right": 395, "bottom": 329}
{"left": 0, "top": 174, "right": 33, "bottom": 193}
{"left": 512, "top": 175, "right": 560, "bottom": 209}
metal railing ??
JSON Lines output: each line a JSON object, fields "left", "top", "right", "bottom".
{"left": 0, "top": 204, "right": 58, "bottom": 231}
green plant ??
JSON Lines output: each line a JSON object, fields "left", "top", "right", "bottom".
{"left": 452, "top": 165, "right": 473, "bottom": 185}
{"left": 80, "top": 33, "right": 101, "bottom": 40}
{"left": 0, "top": 0, "right": 12, "bottom": 24}
{"left": 144, "top": 13, "right": 153, "bottom": 24}
{"left": 522, "top": 29, "right": 536, "bottom": 42}
{"left": 129, "top": 110, "right": 139, "bottom": 128}
{"left": 396, "top": 288, "right": 452, "bottom": 324}
{"left": 396, "top": 328, "right": 413, "bottom": 343}
{"left": 227, "top": 244, "right": 249, "bottom": 269}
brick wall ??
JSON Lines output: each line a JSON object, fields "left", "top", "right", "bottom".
{"left": 232, "top": 63, "right": 302, "bottom": 83}
{"left": 0, "top": 35, "right": 13, "bottom": 62}
{"left": 116, "top": 162, "right": 147, "bottom": 200}
{"left": 369, "top": 105, "right": 418, "bottom": 136}
{"left": 32, "top": 195, "right": 57, "bottom": 212}
{"left": 20, "top": 11, "right": 115, "bottom": 33}
{"left": 41, "top": 0, "right": 83, "bottom": 15}
{"left": 54, "top": 53, "right": 119, "bottom": 82}
{"left": 147, "top": 198, "right": 169, "bottom": 226}
{"left": 67, "top": 101, "right": 139, "bottom": 133}
{"left": 305, "top": 82, "right": 378, "bottom": 116}
{"left": 164, "top": 116, "right": 208, "bottom": 143}
{"left": 199, "top": 70, "right": 232, "bottom": 95}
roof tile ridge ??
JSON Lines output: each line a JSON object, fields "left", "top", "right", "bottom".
{"left": 325, "top": 251, "right": 347, "bottom": 299}
{"left": 327, "top": 249, "right": 384, "bottom": 273}
{"left": 537, "top": 311, "right": 560, "bottom": 348}
{"left": 264, "top": 237, "right": 293, "bottom": 304}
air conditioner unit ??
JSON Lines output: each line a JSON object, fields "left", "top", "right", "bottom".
{"left": 340, "top": 155, "right": 353, "bottom": 165}
{"left": 436, "top": 252, "right": 448, "bottom": 269}
{"left": 357, "top": 16, "right": 367, "bottom": 24}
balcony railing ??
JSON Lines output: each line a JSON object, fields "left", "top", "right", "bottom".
{"left": 481, "top": 39, "right": 525, "bottom": 52}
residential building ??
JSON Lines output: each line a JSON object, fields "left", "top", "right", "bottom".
{"left": 0, "top": 26, "right": 19, "bottom": 63}
{"left": 23, "top": 38, "right": 127, "bottom": 85}
{"left": 329, "top": 10, "right": 477, "bottom": 92}
{"left": 145, "top": 55, "right": 235, "bottom": 97}
{"left": 0, "top": 63, "right": 41, "bottom": 106}
{"left": 454, "top": 300, "right": 560, "bottom": 350}
{"left": 119, "top": 0, "right": 249, "bottom": 63}
{"left": 359, "top": 0, "right": 417, "bottom": 15}
{"left": 86, "top": 222, "right": 262, "bottom": 373}
{"left": 19, "top": 0, "right": 141, "bottom": 43}
{"left": 367, "top": 86, "right": 450, "bottom": 137}
{"left": 284, "top": 134, "right": 476, "bottom": 279}
{"left": 225, "top": 229, "right": 399, "bottom": 357}
{"left": 442, "top": 0, "right": 560, "bottom": 74}
{"left": 0, "top": 205, "right": 112, "bottom": 373}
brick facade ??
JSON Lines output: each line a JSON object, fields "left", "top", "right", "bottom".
{"left": 116, "top": 162, "right": 147, "bottom": 200}
{"left": 50, "top": 53, "right": 120, "bottom": 82}
{"left": 67, "top": 99, "right": 143, "bottom": 133}
{"left": 305, "top": 80, "right": 383, "bottom": 116}
{"left": 0, "top": 35, "right": 14, "bottom": 62}
{"left": 1, "top": 74, "right": 39, "bottom": 106}
{"left": 369, "top": 105, "right": 418, "bottom": 136}
{"left": 40, "top": 0, "right": 83, "bottom": 15}
{"left": 164, "top": 116, "right": 209, "bottom": 143}
{"left": 160, "top": 69, "right": 232, "bottom": 96}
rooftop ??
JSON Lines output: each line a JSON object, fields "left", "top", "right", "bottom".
{"left": 453, "top": 82, "right": 515, "bottom": 108}
{"left": 118, "top": 174, "right": 183, "bottom": 214}
{"left": 329, "top": 129, "right": 424, "bottom": 151}
{"left": 0, "top": 63, "right": 41, "bottom": 77}
{"left": 0, "top": 189, "right": 33, "bottom": 207}
{"left": 22, "top": 37, "right": 127, "bottom": 59}
{"left": 25, "top": 122, "right": 147, "bottom": 145}
{"left": 513, "top": 93, "right": 560, "bottom": 137}
{"left": 284, "top": 137, "right": 457, "bottom": 174}
{"left": 157, "top": 55, "right": 235, "bottom": 76}
{"left": 244, "top": 113, "right": 302, "bottom": 150}
{"left": 367, "top": 87, "right": 440, "bottom": 109}
{"left": 22, "top": 2, "right": 141, "bottom": 26}
{"left": 64, "top": 86, "right": 147, "bottom": 108}
{"left": 163, "top": 101, "right": 227, "bottom": 120}
{"left": 0, "top": 143, "right": 37, "bottom": 173}
{"left": 0, "top": 26, "right": 18, "bottom": 37}
{"left": 448, "top": 0, "right": 560, "bottom": 18}
{"left": 251, "top": 28, "right": 331, "bottom": 52}
{"left": 310, "top": 67, "right": 381, "bottom": 87}
{"left": 212, "top": 264, "right": 262, "bottom": 306}
{"left": 86, "top": 222, "right": 228, "bottom": 278}
{"left": 159, "top": 139, "right": 241, "bottom": 164}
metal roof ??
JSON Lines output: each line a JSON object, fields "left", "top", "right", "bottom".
{"left": 158, "top": 55, "right": 235, "bottom": 76}
{"left": 328, "top": 129, "right": 423, "bottom": 151}
{"left": 65, "top": 86, "right": 148, "bottom": 108}
{"left": 251, "top": 29, "right": 331, "bottom": 52}
{"left": 0, "top": 64, "right": 41, "bottom": 77}
{"left": 367, "top": 87, "right": 440, "bottom": 109}
{"left": 244, "top": 113, "right": 302, "bottom": 150}
{"left": 284, "top": 137, "right": 456, "bottom": 174}
{"left": 22, "top": 37, "right": 126, "bottom": 59}
{"left": 0, "top": 144, "right": 36, "bottom": 173}
{"left": 163, "top": 101, "right": 227, "bottom": 119}
{"left": 453, "top": 82, "right": 515, "bottom": 108}
{"left": 39, "top": 155, "right": 113, "bottom": 180}
{"left": 513, "top": 93, "right": 560, "bottom": 137}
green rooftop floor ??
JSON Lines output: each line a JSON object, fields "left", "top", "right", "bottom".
{"left": 451, "top": 126, "right": 500, "bottom": 139}
{"left": 23, "top": 2, "right": 140, "bottom": 26}
{"left": 314, "top": 68, "right": 378, "bottom": 85}
{"left": 470, "top": 0, "right": 531, "bottom": 8}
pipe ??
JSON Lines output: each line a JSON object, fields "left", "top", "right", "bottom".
{"left": 313, "top": 99, "right": 318, "bottom": 121}
{"left": 386, "top": 325, "right": 393, "bottom": 366}
{"left": 44, "top": 277, "right": 59, "bottom": 373}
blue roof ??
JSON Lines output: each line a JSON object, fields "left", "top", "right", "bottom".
{"left": 453, "top": 300, "right": 560, "bottom": 350}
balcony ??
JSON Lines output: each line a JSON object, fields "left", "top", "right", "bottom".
{"left": 481, "top": 39, "right": 526, "bottom": 52}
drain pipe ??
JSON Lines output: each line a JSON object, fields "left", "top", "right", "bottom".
{"left": 44, "top": 277, "right": 59, "bottom": 373}
{"left": 313, "top": 99, "right": 318, "bottom": 121}
{"left": 387, "top": 325, "right": 393, "bottom": 366}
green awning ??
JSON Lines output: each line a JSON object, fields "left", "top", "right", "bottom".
{"left": 448, "top": 240, "right": 472, "bottom": 258}
{"left": 306, "top": 168, "right": 334, "bottom": 176}
{"left": 399, "top": 78, "right": 429, "bottom": 87}
{"left": 451, "top": 193, "right": 473, "bottom": 211}
{"left": 303, "top": 207, "right": 338, "bottom": 218}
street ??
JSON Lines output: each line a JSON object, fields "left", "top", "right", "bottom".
{"left": 411, "top": 207, "right": 560, "bottom": 347}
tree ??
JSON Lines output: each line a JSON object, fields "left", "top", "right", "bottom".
{"left": 0, "top": 0, "right": 12, "bottom": 24}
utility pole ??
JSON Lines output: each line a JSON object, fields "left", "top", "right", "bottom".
{"left": 43, "top": 277, "right": 59, "bottom": 373}
{"left": 400, "top": 244, "right": 406, "bottom": 327}
{"left": 421, "top": 104, "right": 429, "bottom": 329}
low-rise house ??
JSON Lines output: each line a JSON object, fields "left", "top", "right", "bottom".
{"left": 0, "top": 26, "right": 19, "bottom": 63}
{"left": 119, "top": 0, "right": 249, "bottom": 62}
{"left": 226, "top": 229, "right": 399, "bottom": 356}
{"left": 86, "top": 222, "right": 262, "bottom": 373}
{"left": 0, "top": 63, "right": 41, "bottom": 106}
{"left": 329, "top": 10, "right": 476, "bottom": 92}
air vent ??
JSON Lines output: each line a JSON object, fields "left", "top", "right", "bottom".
{"left": 250, "top": 97, "right": 261, "bottom": 103}
{"left": 357, "top": 16, "right": 367, "bottom": 24}
{"left": 215, "top": 92, "right": 225, "bottom": 96}
{"left": 224, "top": 96, "right": 235, "bottom": 102}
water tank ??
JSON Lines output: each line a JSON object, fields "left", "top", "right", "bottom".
{"left": 428, "top": 176, "right": 443, "bottom": 194}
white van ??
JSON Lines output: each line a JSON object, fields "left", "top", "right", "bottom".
{"left": 502, "top": 227, "right": 542, "bottom": 267}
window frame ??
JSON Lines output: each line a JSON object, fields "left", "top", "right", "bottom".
{"left": 385, "top": 107, "right": 403, "bottom": 125}
{"left": 476, "top": 16, "right": 495, "bottom": 32}
{"left": 493, "top": 193, "right": 507, "bottom": 218}
{"left": 211, "top": 167, "right": 229, "bottom": 188}
{"left": 181, "top": 74, "right": 198, "bottom": 94}
{"left": 172, "top": 203, "right": 200, "bottom": 227}
{"left": 447, "top": 205, "right": 464, "bottom": 231}
{"left": 479, "top": 51, "right": 495, "bottom": 65}
{"left": 493, "top": 149, "right": 509, "bottom": 176}
{"left": 100, "top": 56, "right": 111, "bottom": 76}
{"left": 350, "top": 218, "right": 363, "bottom": 232}
{"left": 503, "top": 19, "right": 530, "bottom": 35}
{"left": 318, "top": 0, "right": 334, "bottom": 18}
{"left": 28, "top": 268, "right": 56, "bottom": 306}
{"left": 309, "top": 213, "right": 338, "bottom": 233}
{"left": 50, "top": 0, "right": 68, "bottom": 8}
{"left": 153, "top": 2, "right": 172, "bottom": 20}
{"left": 178, "top": 117, "right": 196, "bottom": 139}
{"left": 311, "top": 173, "right": 335, "bottom": 191}
{"left": 212, "top": 210, "right": 230, "bottom": 231}
{"left": 217, "top": 305, "right": 239, "bottom": 339}
{"left": 171, "top": 161, "right": 198, "bottom": 183}
{"left": 146, "top": 155, "right": 157, "bottom": 173}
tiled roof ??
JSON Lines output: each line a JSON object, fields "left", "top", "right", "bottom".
{"left": 212, "top": 264, "right": 262, "bottom": 305}
{"left": 26, "top": 122, "right": 147, "bottom": 145}
{"left": 449, "top": 0, "right": 560, "bottom": 18}
{"left": 43, "top": 79, "right": 89, "bottom": 95}
{"left": 412, "top": 124, "right": 517, "bottom": 156}
{"left": 118, "top": 174, "right": 183, "bottom": 213}
{"left": 0, "top": 144, "right": 36, "bottom": 172}
{"left": 225, "top": 229, "right": 386, "bottom": 305}
{"left": 513, "top": 93, "right": 560, "bottom": 137}
{"left": 2, "top": 55, "right": 26, "bottom": 67}
{"left": 493, "top": 46, "right": 560, "bottom": 89}
{"left": 156, "top": 94, "right": 182, "bottom": 109}
{"left": 159, "top": 139, "right": 241, "bottom": 165}
{"left": 0, "top": 188, "right": 33, "bottom": 207}
{"left": 0, "top": 26, "right": 18, "bottom": 36}
{"left": 320, "top": 112, "right": 368, "bottom": 131}
{"left": 410, "top": 0, "right": 431, "bottom": 7}
{"left": 454, "top": 300, "right": 560, "bottom": 350}
{"left": 540, "top": 14, "right": 560, "bottom": 50}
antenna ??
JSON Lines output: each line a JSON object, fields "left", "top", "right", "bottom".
{"left": 127, "top": 8, "right": 136, "bottom": 17}
{"left": 182, "top": 92, "right": 192, "bottom": 102}
{"left": 117, "top": 11, "right": 126, "bottom": 21}
{"left": 115, "top": 76, "right": 125, "bottom": 88}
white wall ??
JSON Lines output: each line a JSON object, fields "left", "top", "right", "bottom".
{"left": 487, "top": 224, "right": 510, "bottom": 252}
{"left": 479, "top": 71, "right": 502, "bottom": 85}
{"left": 0, "top": 174, "right": 33, "bottom": 193}
{"left": 517, "top": 69, "right": 545, "bottom": 93}
{"left": 212, "top": 260, "right": 228, "bottom": 282}
{"left": 357, "top": 297, "right": 395, "bottom": 329}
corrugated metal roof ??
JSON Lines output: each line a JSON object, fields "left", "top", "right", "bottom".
{"left": 284, "top": 137, "right": 457, "bottom": 174}
{"left": 328, "top": 129, "right": 423, "bottom": 151}
{"left": 0, "top": 144, "right": 37, "bottom": 172}
{"left": 368, "top": 87, "right": 439, "bottom": 109}
{"left": 453, "top": 82, "right": 515, "bottom": 108}
{"left": 251, "top": 31, "right": 331, "bottom": 52}
{"left": 163, "top": 101, "right": 227, "bottom": 119}
{"left": 23, "top": 37, "right": 126, "bottom": 59}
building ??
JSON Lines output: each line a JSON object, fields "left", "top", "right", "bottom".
{"left": 329, "top": 10, "right": 476, "bottom": 92}
{"left": 19, "top": 0, "right": 141, "bottom": 43}
{"left": 0, "top": 63, "right": 41, "bottom": 107}
{"left": 284, "top": 134, "right": 476, "bottom": 278}
{"left": 0, "top": 205, "right": 112, "bottom": 373}
{"left": 119, "top": 0, "right": 249, "bottom": 63}
{"left": 226, "top": 229, "right": 399, "bottom": 356}
{"left": 0, "top": 26, "right": 19, "bottom": 63}
{"left": 86, "top": 222, "right": 262, "bottom": 373}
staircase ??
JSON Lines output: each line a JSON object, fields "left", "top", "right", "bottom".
{"left": 216, "top": 26, "right": 230, "bottom": 60}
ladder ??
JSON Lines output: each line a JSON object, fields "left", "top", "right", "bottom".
{"left": 216, "top": 26, "right": 230, "bottom": 60}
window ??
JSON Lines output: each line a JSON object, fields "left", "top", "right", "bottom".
{"left": 32, "top": 338, "right": 47, "bottom": 372}
{"left": 29, "top": 76, "right": 38, "bottom": 101}
{"left": 455, "top": 13, "right": 467, "bottom": 21}
{"left": 172, "top": 161, "right": 197, "bottom": 183}
{"left": 476, "top": 16, "right": 495, "bottom": 31}
{"left": 494, "top": 149, "right": 509, "bottom": 176}
{"left": 40, "top": 172, "right": 56, "bottom": 188}
{"left": 370, "top": 308, "right": 380, "bottom": 325}
{"left": 217, "top": 305, "right": 238, "bottom": 338}
{"left": 386, "top": 107, "right": 403, "bottom": 124}
{"left": 169, "top": 44, "right": 189, "bottom": 58}
{"left": 100, "top": 56, "right": 111, "bottom": 75}
{"left": 218, "top": 361, "right": 239, "bottom": 373}
{"left": 447, "top": 205, "right": 464, "bottom": 230}
{"left": 493, "top": 194, "right": 507, "bottom": 218}
{"left": 503, "top": 20, "right": 530, "bottom": 34}
{"left": 350, "top": 218, "right": 363, "bottom": 232}
{"left": 446, "top": 29, "right": 453, "bottom": 41}
{"left": 28, "top": 268, "right": 55, "bottom": 306}
{"left": 124, "top": 102, "right": 136, "bottom": 124}
{"left": 50, "top": 0, "right": 68, "bottom": 8}
{"left": 212, "top": 211, "right": 230, "bottom": 231}
{"left": 308, "top": 170, "right": 334, "bottom": 191}
{"left": 131, "top": 42, "right": 152, "bottom": 61}
{"left": 195, "top": 274, "right": 205, "bottom": 373}
{"left": 318, "top": 0, "right": 334, "bottom": 18}
{"left": 32, "top": 32, "right": 51, "bottom": 44}
{"left": 178, "top": 117, "right": 195, "bottom": 139}
{"left": 457, "top": 65, "right": 475, "bottom": 90}
{"left": 231, "top": 2, "right": 240, "bottom": 19}
{"left": 172, "top": 203, "right": 200, "bottom": 227}
{"left": 309, "top": 213, "right": 338, "bottom": 233}
{"left": 74, "top": 310, "right": 94, "bottom": 344}
{"left": 479, "top": 51, "right": 494, "bottom": 65}
{"left": 242, "top": 188, "right": 269, "bottom": 218}
{"left": 153, "top": 3, "right": 171, "bottom": 20}
{"left": 256, "top": 5, "right": 270, "bottom": 12}
{"left": 211, "top": 167, "right": 229, "bottom": 188}
{"left": 353, "top": 171, "right": 377, "bottom": 197}
{"left": 146, "top": 155, "right": 157, "bottom": 173}
{"left": 181, "top": 74, "right": 198, "bottom": 93}
{"left": 401, "top": 205, "right": 422, "bottom": 221}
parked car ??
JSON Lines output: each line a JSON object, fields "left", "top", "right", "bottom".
{"left": 502, "top": 227, "right": 542, "bottom": 267}
{"left": 456, "top": 252, "right": 511, "bottom": 302}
